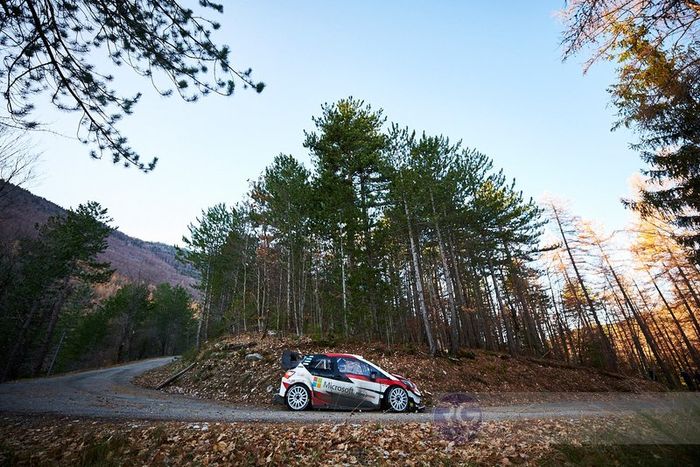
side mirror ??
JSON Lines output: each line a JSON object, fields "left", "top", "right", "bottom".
{"left": 370, "top": 371, "right": 377, "bottom": 381}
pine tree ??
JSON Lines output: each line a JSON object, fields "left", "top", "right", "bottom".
{"left": 561, "top": 2, "right": 700, "bottom": 264}
{"left": 304, "top": 98, "right": 389, "bottom": 337}
{"left": 177, "top": 203, "right": 236, "bottom": 348}
{"left": 250, "top": 154, "right": 312, "bottom": 334}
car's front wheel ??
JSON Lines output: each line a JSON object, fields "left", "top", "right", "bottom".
{"left": 387, "top": 386, "right": 409, "bottom": 412}
{"left": 285, "top": 384, "right": 311, "bottom": 411}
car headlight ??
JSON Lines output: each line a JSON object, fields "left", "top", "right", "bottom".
{"left": 400, "top": 378, "right": 415, "bottom": 390}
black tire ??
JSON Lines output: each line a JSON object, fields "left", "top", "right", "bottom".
{"left": 285, "top": 384, "right": 311, "bottom": 411}
{"left": 386, "top": 386, "right": 409, "bottom": 412}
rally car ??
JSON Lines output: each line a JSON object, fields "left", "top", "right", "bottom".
{"left": 274, "top": 352, "right": 424, "bottom": 412}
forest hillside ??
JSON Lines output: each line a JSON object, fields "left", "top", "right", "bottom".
{"left": 0, "top": 184, "right": 197, "bottom": 292}
{"left": 0, "top": 186, "right": 199, "bottom": 380}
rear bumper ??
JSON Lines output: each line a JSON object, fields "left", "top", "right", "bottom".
{"left": 272, "top": 394, "right": 285, "bottom": 405}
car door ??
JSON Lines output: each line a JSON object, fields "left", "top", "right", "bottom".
{"left": 335, "top": 357, "right": 382, "bottom": 409}
{"left": 304, "top": 355, "right": 335, "bottom": 408}
{"left": 313, "top": 357, "right": 358, "bottom": 409}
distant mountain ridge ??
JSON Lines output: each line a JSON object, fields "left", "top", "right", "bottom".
{"left": 0, "top": 184, "right": 198, "bottom": 291}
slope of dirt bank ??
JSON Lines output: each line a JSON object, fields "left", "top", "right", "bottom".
{"left": 134, "top": 334, "right": 665, "bottom": 407}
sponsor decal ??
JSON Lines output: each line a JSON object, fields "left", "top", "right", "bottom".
{"left": 323, "top": 380, "right": 355, "bottom": 394}
{"left": 311, "top": 376, "right": 354, "bottom": 395}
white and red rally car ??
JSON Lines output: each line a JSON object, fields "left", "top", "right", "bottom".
{"left": 275, "top": 353, "right": 424, "bottom": 412}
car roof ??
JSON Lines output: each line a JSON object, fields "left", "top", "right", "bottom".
{"left": 308, "top": 353, "right": 396, "bottom": 378}
{"left": 321, "top": 352, "right": 363, "bottom": 359}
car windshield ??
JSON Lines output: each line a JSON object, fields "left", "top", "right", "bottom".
{"left": 360, "top": 358, "right": 392, "bottom": 378}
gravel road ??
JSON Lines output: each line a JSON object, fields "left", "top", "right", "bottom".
{"left": 1, "top": 358, "right": 697, "bottom": 424}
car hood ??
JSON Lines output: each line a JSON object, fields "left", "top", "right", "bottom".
{"left": 392, "top": 373, "right": 417, "bottom": 386}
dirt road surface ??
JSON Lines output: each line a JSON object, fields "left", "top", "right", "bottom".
{"left": 1, "top": 358, "right": 697, "bottom": 424}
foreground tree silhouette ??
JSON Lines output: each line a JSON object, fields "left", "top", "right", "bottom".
{"left": 0, "top": 0, "right": 264, "bottom": 171}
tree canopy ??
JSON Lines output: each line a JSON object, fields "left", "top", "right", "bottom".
{"left": 561, "top": 0, "right": 700, "bottom": 264}
{"left": 178, "top": 98, "right": 548, "bottom": 357}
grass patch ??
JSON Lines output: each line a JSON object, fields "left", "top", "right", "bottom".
{"left": 77, "top": 433, "right": 129, "bottom": 467}
{"left": 180, "top": 346, "right": 199, "bottom": 363}
{"left": 0, "top": 442, "right": 18, "bottom": 467}
{"left": 543, "top": 444, "right": 700, "bottom": 466}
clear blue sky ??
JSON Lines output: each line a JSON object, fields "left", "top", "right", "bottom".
{"left": 28, "top": 1, "right": 641, "bottom": 245}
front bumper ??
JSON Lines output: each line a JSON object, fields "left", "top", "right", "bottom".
{"left": 408, "top": 390, "right": 425, "bottom": 412}
{"left": 408, "top": 398, "right": 425, "bottom": 412}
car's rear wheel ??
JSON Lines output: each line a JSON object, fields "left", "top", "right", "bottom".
{"left": 285, "top": 384, "right": 311, "bottom": 411}
{"left": 387, "top": 386, "right": 409, "bottom": 412}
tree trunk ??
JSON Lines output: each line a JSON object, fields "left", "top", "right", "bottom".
{"left": 404, "top": 198, "right": 436, "bottom": 355}
{"left": 668, "top": 269, "right": 700, "bottom": 340}
{"left": 487, "top": 256, "right": 517, "bottom": 356}
{"left": 504, "top": 244, "right": 544, "bottom": 355}
{"left": 46, "top": 329, "right": 66, "bottom": 377}
{"left": 554, "top": 207, "right": 617, "bottom": 371}
{"left": 339, "top": 223, "right": 348, "bottom": 336}
{"left": 32, "top": 280, "right": 72, "bottom": 376}
{"left": 649, "top": 272, "right": 700, "bottom": 369}
{"left": 609, "top": 267, "right": 678, "bottom": 388}
{"left": 430, "top": 190, "right": 460, "bottom": 354}
{"left": 609, "top": 287, "right": 649, "bottom": 374}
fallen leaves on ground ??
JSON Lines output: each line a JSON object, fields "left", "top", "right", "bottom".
{"left": 0, "top": 415, "right": 632, "bottom": 466}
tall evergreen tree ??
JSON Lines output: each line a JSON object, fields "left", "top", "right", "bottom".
{"left": 177, "top": 203, "right": 236, "bottom": 348}
{"left": 611, "top": 28, "right": 700, "bottom": 262}
{"left": 304, "top": 98, "right": 389, "bottom": 337}
{"left": 250, "top": 154, "right": 312, "bottom": 334}
{"left": 561, "top": 2, "right": 700, "bottom": 263}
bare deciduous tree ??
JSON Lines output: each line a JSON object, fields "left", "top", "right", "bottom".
{"left": 0, "top": 126, "right": 40, "bottom": 208}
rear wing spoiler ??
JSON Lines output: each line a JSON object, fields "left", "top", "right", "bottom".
{"left": 281, "top": 350, "right": 304, "bottom": 370}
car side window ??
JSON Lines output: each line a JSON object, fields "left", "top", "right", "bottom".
{"left": 357, "top": 361, "right": 373, "bottom": 377}
{"left": 306, "top": 356, "right": 333, "bottom": 376}
{"left": 313, "top": 357, "right": 331, "bottom": 371}
{"left": 337, "top": 358, "right": 371, "bottom": 377}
